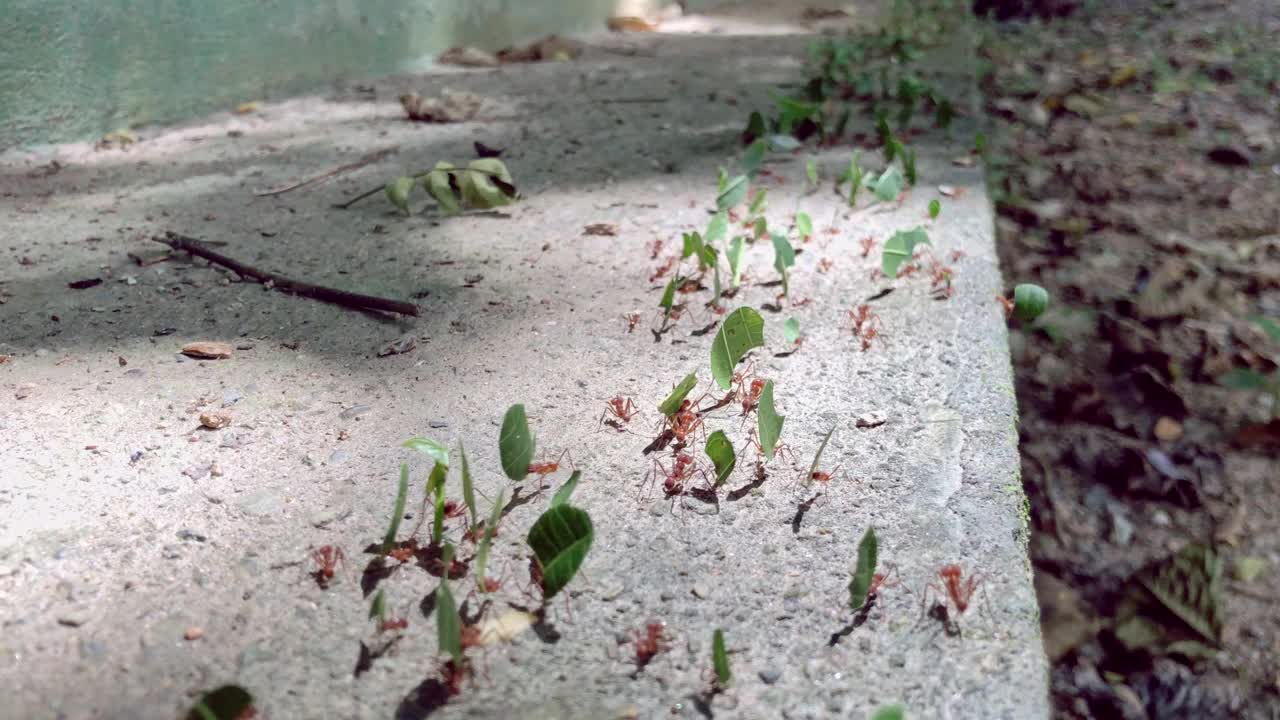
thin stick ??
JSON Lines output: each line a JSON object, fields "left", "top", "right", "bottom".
{"left": 153, "top": 232, "right": 419, "bottom": 317}
{"left": 254, "top": 147, "right": 398, "bottom": 197}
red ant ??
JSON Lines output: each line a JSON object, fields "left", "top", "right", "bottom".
{"left": 438, "top": 658, "right": 472, "bottom": 697}
{"left": 647, "top": 239, "right": 664, "bottom": 260}
{"left": 948, "top": 250, "right": 965, "bottom": 263}
{"left": 996, "top": 294, "right": 1015, "bottom": 318}
{"left": 463, "top": 519, "right": 498, "bottom": 544}
{"left": 647, "top": 451, "right": 706, "bottom": 497}
{"left": 632, "top": 622, "right": 670, "bottom": 672}
{"left": 817, "top": 258, "right": 834, "bottom": 273}
{"left": 859, "top": 237, "right": 876, "bottom": 258}
{"left": 380, "top": 616, "right": 409, "bottom": 633}
{"left": 824, "top": 226, "right": 840, "bottom": 236}
{"left": 624, "top": 312, "right": 641, "bottom": 333}
{"left": 310, "top": 545, "right": 345, "bottom": 589}
{"left": 387, "top": 539, "right": 418, "bottom": 564}
{"left": 847, "top": 305, "right": 883, "bottom": 351}
{"left": 809, "top": 464, "right": 843, "bottom": 485}
{"left": 649, "top": 256, "right": 676, "bottom": 283}
{"left": 601, "top": 395, "right": 638, "bottom": 430}
{"left": 441, "top": 500, "right": 467, "bottom": 520}
{"left": 527, "top": 449, "right": 572, "bottom": 484}
{"left": 929, "top": 264, "right": 954, "bottom": 299}
{"left": 667, "top": 400, "right": 705, "bottom": 447}
{"left": 936, "top": 564, "right": 981, "bottom": 615}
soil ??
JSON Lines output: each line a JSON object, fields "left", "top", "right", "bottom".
{"left": 981, "top": 0, "right": 1280, "bottom": 717}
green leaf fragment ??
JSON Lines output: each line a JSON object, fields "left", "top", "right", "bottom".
{"left": 783, "top": 317, "right": 801, "bottom": 345}
{"left": 1254, "top": 316, "right": 1280, "bottom": 345}
{"left": 717, "top": 175, "right": 749, "bottom": 211}
{"left": 872, "top": 165, "right": 904, "bottom": 202}
{"left": 551, "top": 470, "right": 581, "bottom": 508}
{"left": 1013, "top": 283, "right": 1050, "bottom": 322}
{"left": 459, "top": 441, "right": 477, "bottom": 526}
{"left": 423, "top": 162, "right": 462, "bottom": 214}
{"left": 728, "top": 237, "right": 745, "bottom": 288}
{"left": 928, "top": 198, "right": 941, "bottom": 219}
{"left": 475, "top": 489, "right": 505, "bottom": 592}
{"left": 659, "top": 373, "right": 699, "bottom": 416}
{"left": 1218, "top": 368, "right": 1269, "bottom": 391}
{"left": 430, "top": 463, "right": 447, "bottom": 546}
{"left": 385, "top": 176, "right": 415, "bottom": 215}
{"left": 848, "top": 526, "right": 879, "bottom": 611}
{"left": 499, "top": 404, "right": 535, "bottom": 482}
{"left": 870, "top": 705, "right": 906, "bottom": 720}
{"left": 187, "top": 685, "right": 255, "bottom": 720}
{"left": 742, "top": 139, "right": 767, "bottom": 178}
{"left": 796, "top": 211, "right": 813, "bottom": 239}
{"left": 710, "top": 307, "right": 766, "bottom": 390}
{"left": 382, "top": 464, "right": 410, "bottom": 554}
{"left": 757, "top": 380, "right": 784, "bottom": 460}
{"left": 460, "top": 158, "right": 516, "bottom": 209}
{"left": 808, "top": 425, "right": 834, "bottom": 480}
{"left": 881, "top": 227, "right": 930, "bottom": 277}
{"left": 749, "top": 187, "right": 768, "bottom": 216}
{"left": 705, "top": 212, "right": 729, "bottom": 245}
{"left": 404, "top": 436, "right": 450, "bottom": 467}
{"left": 753, "top": 217, "right": 768, "bottom": 240}
{"left": 527, "top": 505, "right": 594, "bottom": 599}
{"left": 806, "top": 159, "right": 819, "bottom": 187}
{"left": 704, "top": 431, "right": 736, "bottom": 487}
{"left": 772, "top": 233, "right": 796, "bottom": 269}
{"left": 659, "top": 275, "right": 678, "bottom": 313}
{"left": 436, "top": 572, "right": 463, "bottom": 662}
{"left": 712, "top": 629, "right": 731, "bottom": 687}
{"left": 743, "top": 111, "right": 766, "bottom": 143}
{"left": 369, "top": 589, "right": 386, "bottom": 623}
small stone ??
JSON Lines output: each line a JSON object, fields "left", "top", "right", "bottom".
{"left": 1153, "top": 417, "right": 1182, "bottom": 442}
{"left": 129, "top": 450, "right": 145, "bottom": 464}
{"left": 659, "top": 590, "right": 675, "bottom": 601}
{"left": 339, "top": 404, "right": 372, "bottom": 420}
{"left": 326, "top": 449, "right": 352, "bottom": 465}
{"left": 691, "top": 584, "right": 710, "bottom": 599}
{"left": 184, "top": 626, "right": 205, "bottom": 641}
{"left": 855, "top": 412, "right": 886, "bottom": 428}
{"left": 1151, "top": 509, "right": 1172, "bottom": 527}
{"left": 57, "top": 614, "right": 88, "bottom": 628}
{"left": 429, "top": 419, "right": 448, "bottom": 429}
{"left": 176, "top": 528, "right": 207, "bottom": 542}
{"left": 14, "top": 383, "right": 36, "bottom": 400}
{"left": 199, "top": 410, "right": 232, "bottom": 429}
{"left": 209, "top": 462, "right": 223, "bottom": 477}
{"left": 180, "top": 341, "right": 233, "bottom": 359}
{"left": 759, "top": 668, "right": 781, "bottom": 684}
{"left": 182, "top": 464, "right": 211, "bottom": 480}
{"left": 161, "top": 545, "right": 182, "bottom": 559}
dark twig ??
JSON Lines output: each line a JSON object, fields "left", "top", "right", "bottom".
{"left": 254, "top": 146, "right": 397, "bottom": 197}
{"left": 153, "top": 232, "right": 419, "bottom": 317}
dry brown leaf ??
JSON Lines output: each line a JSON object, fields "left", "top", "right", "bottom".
{"left": 607, "top": 16, "right": 657, "bottom": 32}
{"left": 200, "top": 410, "right": 232, "bottom": 430}
{"left": 399, "top": 90, "right": 483, "bottom": 123}
{"left": 437, "top": 46, "right": 499, "bottom": 68}
{"left": 583, "top": 223, "right": 620, "bottom": 236}
{"left": 181, "top": 341, "right": 234, "bottom": 359}
{"left": 478, "top": 610, "right": 535, "bottom": 645}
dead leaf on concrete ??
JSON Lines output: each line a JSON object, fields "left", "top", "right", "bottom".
{"left": 377, "top": 334, "right": 417, "bottom": 357}
{"left": 478, "top": 610, "right": 535, "bottom": 645}
{"left": 496, "top": 35, "right": 583, "bottom": 64}
{"left": 583, "top": 223, "right": 620, "bottom": 236}
{"left": 607, "top": 16, "right": 658, "bottom": 32}
{"left": 200, "top": 410, "right": 233, "bottom": 430}
{"left": 400, "top": 90, "right": 483, "bottom": 123}
{"left": 437, "top": 46, "right": 500, "bottom": 68}
{"left": 181, "top": 341, "right": 234, "bottom": 359}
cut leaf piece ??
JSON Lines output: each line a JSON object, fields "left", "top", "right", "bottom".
{"left": 783, "top": 318, "right": 801, "bottom": 345}
{"left": 382, "top": 464, "right": 410, "bottom": 554}
{"left": 475, "top": 489, "right": 505, "bottom": 592}
{"left": 551, "top": 470, "right": 581, "bottom": 508}
{"left": 499, "top": 404, "right": 535, "bottom": 482}
{"left": 459, "top": 440, "right": 477, "bottom": 526}
{"left": 404, "top": 436, "right": 450, "bottom": 467}
{"left": 704, "top": 431, "right": 736, "bottom": 487}
{"left": 710, "top": 307, "right": 766, "bottom": 390}
{"left": 423, "top": 162, "right": 462, "bottom": 214}
{"left": 659, "top": 275, "right": 678, "bottom": 313}
{"left": 872, "top": 165, "right": 903, "bottom": 202}
{"left": 461, "top": 158, "right": 516, "bottom": 209}
{"left": 881, "top": 227, "right": 930, "bottom": 277}
{"left": 527, "top": 505, "right": 594, "bottom": 599}
{"left": 712, "top": 629, "right": 731, "bottom": 687}
{"left": 848, "top": 526, "right": 879, "bottom": 610}
{"left": 795, "top": 211, "right": 813, "bottom": 239}
{"left": 870, "top": 705, "right": 905, "bottom": 720}
{"left": 741, "top": 139, "right": 767, "bottom": 178}
{"left": 808, "top": 425, "right": 835, "bottom": 480}
{"left": 385, "top": 176, "right": 414, "bottom": 214}
{"left": 705, "top": 212, "right": 728, "bottom": 245}
{"left": 772, "top": 233, "right": 796, "bottom": 269}
{"left": 1013, "top": 283, "right": 1050, "bottom": 322}
{"left": 757, "top": 380, "right": 784, "bottom": 459}
{"left": 928, "top": 198, "right": 941, "bottom": 219}
{"left": 436, "top": 570, "right": 463, "bottom": 662}
{"left": 728, "top": 237, "right": 745, "bottom": 288}
{"left": 369, "top": 589, "right": 386, "bottom": 624}
{"left": 659, "top": 373, "right": 698, "bottom": 416}
{"left": 187, "top": 685, "right": 255, "bottom": 720}
{"left": 717, "top": 175, "right": 749, "bottom": 211}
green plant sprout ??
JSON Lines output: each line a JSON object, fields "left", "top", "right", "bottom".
{"left": 459, "top": 440, "right": 478, "bottom": 528}
{"left": 499, "top": 404, "right": 534, "bottom": 482}
{"left": 186, "top": 685, "right": 256, "bottom": 720}
{"left": 757, "top": 380, "right": 785, "bottom": 460}
{"left": 526, "top": 504, "right": 594, "bottom": 600}
{"left": 848, "top": 526, "right": 879, "bottom": 611}
{"left": 882, "top": 227, "right": 930, "bottom": 277}
{"left": 711, "top": 308, "right": 766, "bottom": 390}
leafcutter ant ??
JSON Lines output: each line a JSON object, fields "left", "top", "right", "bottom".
{"left": 632, "top": 622, "right": 669, "bottom": 674}
{"left": 310, "top": 545, "right": 346, "bottom": 589}
{"left": 600, "top": 395, "right": 638, "bottom": 431}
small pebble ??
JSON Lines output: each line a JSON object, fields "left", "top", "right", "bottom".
{"left": 182, "top": 464, "right": 211, "bottom": 480}
{"left": 691, "top": 584, "right": 710, "bottom": 599}
{"left": 184, "top": 626, "right": 205, "bottom": 641}
{"left": 176, "top": 529, "right": 207, "bottom": 542}
{"left": 199, "top": 410, "right": 232, "bottom": 429}
{"left": 759, "top": 668, "right": 781, "bottom": 684}
{"left": 57, "top": 615, "right": 88, "bottom": 628}
{"left": 161, "top": 545, "right": 182, "bottom": 559}
{"left": 855, "top": 412, "right": 887, "bottom": 428}
{"left": 339, "top": 404, "right": 372, "bottom": 420}
{"left": 429, "top": 419, "right": 448, "bottom": 429}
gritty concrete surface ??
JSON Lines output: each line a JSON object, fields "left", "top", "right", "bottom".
{"left": 0, "top": 3, "right": 1047, "bottom": 718}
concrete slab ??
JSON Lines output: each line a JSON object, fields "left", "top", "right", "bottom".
{"left": 0, "top": 5, "right": 1048, "bottom": 719}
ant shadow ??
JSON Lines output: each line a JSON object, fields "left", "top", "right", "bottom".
{"left": 828, "top": 595, "right": 877, "bottom": 647}
{"left": 790, "top": 493, "right": 821, "bottom": 534}
{"left": 394, "top": 678, "right": 451, "bottom": 720}
{"left": 507, "top": 601, "right": 563, "bottom": 644}
{"left": 725, "top": 464, "right": 768, "bottom": 502}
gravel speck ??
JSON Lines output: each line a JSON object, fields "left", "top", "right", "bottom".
{"left": 340, "top": 404, "right": 372, "bottom": 420}
{"left": 759, "top": 668, "right": 782, "bottom": 684}
{"left": 176, "top": 529, "right": 207, "bottom": 542}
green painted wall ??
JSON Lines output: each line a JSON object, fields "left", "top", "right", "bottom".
{"left": 0, "top": 0, "right": 621, "bottom": 148}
